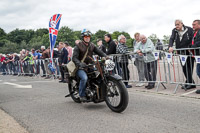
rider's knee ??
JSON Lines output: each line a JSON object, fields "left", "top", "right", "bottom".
{"left": 82, "top": 76, "right": 88, "bottom": 82}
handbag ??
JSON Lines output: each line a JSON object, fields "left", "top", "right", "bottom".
{"left": 67, "top": 47, "right": 89, "bottom": 77}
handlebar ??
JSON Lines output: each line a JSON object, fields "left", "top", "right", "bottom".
{"left": 79, "top": 64, "right": 95, "bottom": 69}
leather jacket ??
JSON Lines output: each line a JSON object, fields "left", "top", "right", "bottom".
{"left": 72, "top": 41, "right": 106, "bottom": 68}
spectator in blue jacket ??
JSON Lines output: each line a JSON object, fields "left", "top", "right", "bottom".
{"left": 31, "top": 48, "right": 40, "bottom": 75}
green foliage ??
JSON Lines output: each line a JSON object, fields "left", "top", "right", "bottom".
{"left": 0, "top": 39, "right": 9, "bottom": 47}
{"left": 93, "top": 30, "right": 108, "bottom": 46}
{"left": 7, "top": 29, "right": 27, "bottom": 44}
{"left": 74, "top": 30, "right": 81, "bottom": 40}
{"left": 0, "top": 26, "right": 166, "bottom": 54}
{"left": 0, "top": 41, "right": 18, "bottom": 54}
{"left": 126, "top": 38, "right": 134, "bottom": 48}
{"left": 111, "top": 31, "right": 132, "bottom": 47}
{"left": 57, "top": 26, "right": 77, "bottom": 47}
{"left": 148, "top": 34, "right": 158, "bottom": 45}
{"left": 19, "top": 40, "right": 28, "bottom": 50}
{"left": 163, "top": 35, "right": 170, "bottom": 45}
{"left": 111, "top": 31, "right": 121, "bottom": 40}
{"left": 41, "top": 34, "right": 50, "bottom": 48}
{"left": 35, "top": 28, "right": 48, "bottom": 37}
{"left": 0, "top": 28, "right": 6, "bottom": 40}
{"left": 95, "top": 30, "right": 108, "bottom": 39}
{"left": 28, "top": 36, "right": 43, "bottom": 50}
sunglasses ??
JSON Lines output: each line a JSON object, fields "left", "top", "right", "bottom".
{"left": 84, "top": 36, "right": 91, "bottom": 38}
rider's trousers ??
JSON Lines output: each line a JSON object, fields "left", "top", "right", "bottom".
{"left": 77, "top": 69, "right": 88, "bottom": 97}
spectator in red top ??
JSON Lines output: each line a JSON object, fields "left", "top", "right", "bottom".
{"left": 191, "top": 20, "right": 200, "bottom": 94}
{"left": 0, "top": 54, "right": 7, "bottom": 75}
{"left": 0, "top": 54, "right": 3, "bottom": 72}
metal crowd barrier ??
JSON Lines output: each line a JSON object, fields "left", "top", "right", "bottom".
{"left": 108, "top": 48, "right": 200, "bottom": 93}
{"left": 1, "top": 48, "right": 200, "bottom": 94}
{"left": 166, "top": 48, "right": 200, "bottom": 93}
{"left": 0, "top": 58, "right": 61, "bottom": 79}
{"left": 108, "top": 52, "right": 168, "bottom": 91}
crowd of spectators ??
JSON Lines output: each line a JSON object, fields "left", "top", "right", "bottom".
{"left": 1, "top": 19, "right": 200, "bottom": 94}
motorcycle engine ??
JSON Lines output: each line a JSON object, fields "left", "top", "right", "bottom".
{"left": 85, "top": 83, "right": 98, "bottom": 101}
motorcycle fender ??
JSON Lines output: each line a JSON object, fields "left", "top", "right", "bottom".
{"left": 101, "top": 74, "right": 122, "bottom": 100}
{"left": 107, "top": 74, "right": 122, "bottom": 81}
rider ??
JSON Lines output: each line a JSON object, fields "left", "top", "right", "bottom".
{"left": 72, "top": 29, "right": 107, "bottom": 102}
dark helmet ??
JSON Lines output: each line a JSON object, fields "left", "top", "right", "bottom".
{"left": 81, "top": 29, "right": 92, "bottom": 37}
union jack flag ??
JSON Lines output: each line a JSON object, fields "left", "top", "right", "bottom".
{"left": 49, "top": 14, "right": 62, "bottom": 65}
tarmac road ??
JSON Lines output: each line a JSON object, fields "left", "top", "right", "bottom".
{"left": 0, "top": 75, "right": 200, "bottom": 133}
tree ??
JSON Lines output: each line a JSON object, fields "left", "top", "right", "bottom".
{"left": 95, "top": 30, "right": 108, "bottom": 39}
{"left": 41, "top": 34, "right": 50, "bottom": 48}
{"left": 93, "top": 30, "right": 108, "bottom": 46}
{"left": 7, "top": 29, "right": 27, "bottom": 44}
{"left": 24, "top": 29, "right": 35, "bottom": 44}
{"left": 0, "top": 41, "right": 18, "bottom": 54}
{"left": 0, "top": 26, "right": 152, "bottom": 54}
{"left": 148, "top": 34, "right": 158, "bottom": 45}
{"left": 57, "top": 26, "right": 76, "bottom": 47}
{"left": 28, "top": 36, "right": 43, "bottom": 50}
{"left": 35, "top": 28, "right": 48, "bottom": 37}
{"left": 111, "top": 31, "right": 121, "bottom": 40}
{"left": 111, "top": 31, "right": 133, "bottom": 48}
{"left": 19, "top": 40, "right": 28, "bottom": 50}
{"left": 120, "top": 31, "right": 131, "bottom": 39}
{"left": 74, "top": 30, "right": 82, "bottom": 40}
{"left": 0, "top": 28, "right": 7, "bottom": 47}
{"left": 90, "top": 33, "right": 96, "bottom": 46}
{"left": 126, "top": 38, "right": 134, "bottom": 48}
{"left": 163, "top": 35, "right": 170, "bottom": 45}
{"left": 0, "top": 28, "right": 6, "bottom": 40}
{"left": 0, "top": 39, "right": 8, "bottom": 47}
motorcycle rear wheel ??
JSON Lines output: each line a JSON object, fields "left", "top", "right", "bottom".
{"left": 68, "top": 78, "right": 81, "bottom": 103}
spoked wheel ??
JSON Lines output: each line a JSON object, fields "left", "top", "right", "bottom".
{"left": 68, "top": 78, "right": 81, "bottom": 103}
{"left": 105, "top": 78, "right": 129, "bottom": 113}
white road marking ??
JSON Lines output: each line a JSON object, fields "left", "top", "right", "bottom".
{"left": 10, "top": 79, "right": 17, "bottom": 81}
{"left": 32, "top": 80, "right": 55, "bottom": 83}
{"left": 182, "top": 89, "right": 197, "bottom": 96}
{"left": 3, "top": 82, "right": 32, "bottom": 88}
{"left": 17, "top": 81, "right": 55, "bottom": 83}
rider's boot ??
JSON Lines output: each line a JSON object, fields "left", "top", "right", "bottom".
{"left": 80, "top": 96, "right": 87, "bottom": 102}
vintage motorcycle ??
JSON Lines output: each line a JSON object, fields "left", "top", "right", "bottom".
{"left": 64, "top": 56, "right": 129, "bottom": 113}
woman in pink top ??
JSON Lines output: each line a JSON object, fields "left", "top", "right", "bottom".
{"left": 64, "top": 41, "right": 73, "bottom": 62}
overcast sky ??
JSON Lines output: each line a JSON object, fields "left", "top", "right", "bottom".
{"left": 0, "top": 0, "right": 199, "bottom": 38}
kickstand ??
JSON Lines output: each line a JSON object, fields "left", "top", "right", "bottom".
{"left": 65, "top": 94, "right": 71, "bottom": 97}
{"left": 65, "top": 91, "right": 75, "bottom": 98}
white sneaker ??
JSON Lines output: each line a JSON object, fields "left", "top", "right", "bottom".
{"left": 136, "top": 83, "right": 145, "bottom": 87}
{"left": 135, "top": 83, "right": 141, "bottom": 87}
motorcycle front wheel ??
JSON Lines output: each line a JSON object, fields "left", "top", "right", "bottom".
{"left": 105, "top": 78, "right": 129, "bottom": 113}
